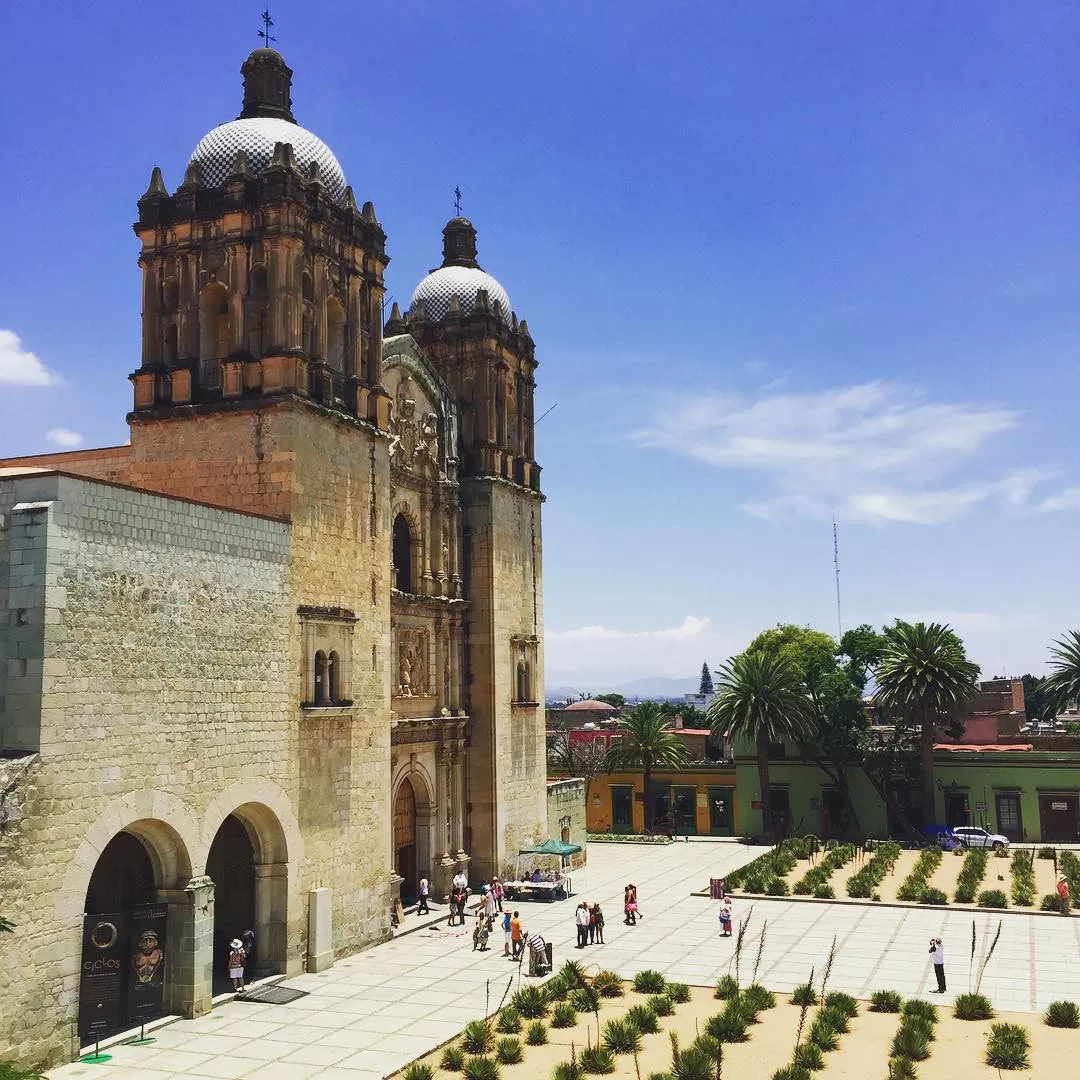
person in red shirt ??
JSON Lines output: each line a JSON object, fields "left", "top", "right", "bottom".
{"left": 1058, "top": 876, "right": 1070, "bottom": 916}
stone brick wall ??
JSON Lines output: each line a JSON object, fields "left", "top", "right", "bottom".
{"left": 0, "top": 471, "right": 292, "bottom": 1067}
{"left": 546, "top": 779, "right": 587, "bottom": 870}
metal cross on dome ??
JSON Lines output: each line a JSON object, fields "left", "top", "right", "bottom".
{"left": 258, "top": 8, "right": 277, "bottom": 46}
{"left": 453, "top": 186, "right": 463, "bottom": 215}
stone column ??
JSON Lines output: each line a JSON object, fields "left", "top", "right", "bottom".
{"left": 451, "top": 749, "right": 467, "bottom": 859}
{"left": 420, "top": 490, "right": 432, "bottom": 594}
{"left": 434, "top": 615, "right": 447, "bottom": 714}
{"left": 140, "top": 258, "right": 157, "bottom": 367}
{"left": 435, "top": 748, "right": 451, "bottom": 862}
{"left": 253, "top": 862, "right": 288, "bottom": 977}
{"left": 159, "top": 875, "right": 214, "bottom": 1020}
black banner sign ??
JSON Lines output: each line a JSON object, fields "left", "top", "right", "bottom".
{"left": 127, "top": 903, "right": 167, "bottom": 1024}
{"left": 79, "top": 913, "right": 125, "bottom": 1040}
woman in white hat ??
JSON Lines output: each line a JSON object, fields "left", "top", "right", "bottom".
{"left": 228, "top": 938, "right": 247, "bottom": 992}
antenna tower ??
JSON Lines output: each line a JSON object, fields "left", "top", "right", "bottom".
{"left": 832, "top": 517, "right": 842, "bottom": 640}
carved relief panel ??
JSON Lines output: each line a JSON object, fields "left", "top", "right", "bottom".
{"left": 395, "top": 627, "right": 433, "bottom": 700}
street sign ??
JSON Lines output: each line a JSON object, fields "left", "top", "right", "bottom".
{"left": 975, "top": 802, "right": 988, "bottom": 812}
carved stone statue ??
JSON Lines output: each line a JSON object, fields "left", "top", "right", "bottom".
{"left": 418, "top": 411, "right": 439, "bottom": 467}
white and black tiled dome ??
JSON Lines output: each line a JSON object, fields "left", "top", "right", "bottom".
{"left": 188, "top": 117, "right": 348, "bottom": 205}
{"left": 410, "top": 265, "right": 512, "bottom": 323}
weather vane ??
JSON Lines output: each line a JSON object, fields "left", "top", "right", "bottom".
{"left": 258, "top": 8, "right": 277, "bottom": 46}
{"left": 453, "top": 186, "right": 463, "bottom": 215}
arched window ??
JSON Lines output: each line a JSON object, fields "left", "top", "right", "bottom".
{"left": 248, "top": 268, "right": 268, "bottom": 357}
{"left": 516, "top": 661, "right": 531, "bottom": 703}
{"left": 314, "top": 650, "right": 328, "bottom": 705}
{"left": 199, "top": 283, "right": 230, "bottom": 362}
{"left": 561, "top": 825, "right": 571, "bottom": 844}
{"left": 325, "top": 297, "right": 345, "bottom": 372}
{"left": 327, "top": 651, "right": 340, "bottom": 703}
{"left": 392, "top": 514, "right": 413, "bottom": 593}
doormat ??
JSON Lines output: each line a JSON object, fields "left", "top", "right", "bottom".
{"left": 236, "top": 984, "right": 309, "bottom": 1005}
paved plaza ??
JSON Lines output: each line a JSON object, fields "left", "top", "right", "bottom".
{"left": 48, "top": 840, "right": 1080, "bottom": 1079}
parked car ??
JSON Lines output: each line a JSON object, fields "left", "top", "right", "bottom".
{"left": 951, "top": 826, "right": 1010, "bottom": 850}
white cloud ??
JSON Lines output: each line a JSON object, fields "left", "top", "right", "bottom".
{"left": 632, "top": 381, "right": 1026, "bottom": 525}
{"left": 1035, "top": 486, "right": 1080, "bottom": 514}
{"left": 549, "top": 615, "right": 710, "bottom": 643}
{"left": 45, "top": 428, "right": 83, "bottom": 448}
{"left": 0, "top": 329, "right": 55, "bottom": 386}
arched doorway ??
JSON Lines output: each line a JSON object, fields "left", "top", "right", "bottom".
{"left": 392, "top": 514, "right": 413, "bottom": 593}
{"left": 394, "top": 779, "right": 418, "bottom": 899}
{"left": 80, "top": 824, "right": 189, "bottom": 1043}
{"left": 206, "top": 814, "right": 255, "bottom": 993}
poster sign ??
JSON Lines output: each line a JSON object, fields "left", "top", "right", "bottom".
{"left": 975, "top": 802, "right": 988, "bottom": 812}
{"left": 127, "top": 903, "right": 167, "bottom": 1024}
{"left": 79, "top": 912, "right": 125, "bottom": 1040}
{"left": 1052, "top": 801, "right": 1068, "bottom": 811}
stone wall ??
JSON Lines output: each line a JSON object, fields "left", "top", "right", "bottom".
{"left": 546, "top": 779, "right": 587, "bottom": 870}
{"left": 0, "top": 470, "right": 293, "bottom": 1067}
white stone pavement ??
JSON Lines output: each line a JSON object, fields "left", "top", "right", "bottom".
{"left": 47, "top": 840, "right": 1080, "bottom": 1080}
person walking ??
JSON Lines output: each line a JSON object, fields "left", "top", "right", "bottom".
{"left": 593, "top": 903, "right": 605, "bottom": 944}
{"left": 502, "top": 910, "right": 513, "bottom": 956}
{"left": 718, "top": 899, "right": 732, "bottom": 937}
{"left": 228, "top": 938, "right": 246, "bottom": 992}
{"left": 510, "top": 911, "right": 524, "bottom": 959}
{"left": 575, "top": 901, "right": 590, "bottom": 948}
{"left": 417, "top": 875, "right": 430, "bottom": 915}
{"left": 1058, "top": 875, "right": 1071, "bottom": 916}
{"left": 928, "top": 937, "right": 946, "bottom": 993}
{"left": 484, "top": 884, "right": 498, "bottom": 920}
{"left": 625, "top": 884, "right": 639, "bottom": 925}
{"left": 493, "top": 877, "right": 505, "bottom": 913}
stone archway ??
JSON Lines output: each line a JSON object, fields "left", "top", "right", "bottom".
{"left": 79, "top": 819, "right": 193, "bottom": 1043}
{"left": 392, "top": 767, "right": 435, "bottom": 901}
{"left": 204, "top": 801, "right": 289, "bottom": 988}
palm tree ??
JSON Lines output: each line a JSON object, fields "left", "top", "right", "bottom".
{"left": 707, "top": 650, "right": 814, "bottom": 840}
{"left": 1044, "top": 631, "right": 1080, "bottom": 714}
{"left": 873, "top": 621, "right": 979, "bottom": 828}
{"left": 604, "top": 702, "right": 691, "bottom": 833}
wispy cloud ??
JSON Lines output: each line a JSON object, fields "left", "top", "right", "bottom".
{"left": 0, "top": 329, "right": 55, "bottom": 386}
{"left": 1035, "top": 486, "right": 1080, "bottom": 514}
{"left": 45, "top": 428, "right": 83, "bottom": 448}
{"left": 632, "top": 381, "right": 1034, "bottom": 525}
{"left": 548, "top": 615, "right": 710, "bottom": 643}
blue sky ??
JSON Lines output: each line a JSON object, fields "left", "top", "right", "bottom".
{"left": 2, "top": 2, "right": 1079, "bottom": 688}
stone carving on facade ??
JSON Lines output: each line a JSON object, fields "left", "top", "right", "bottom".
{"left": 396, "top": 628, "right": 430, "bottom": 698}
{"left": 419, "top": 412, "right": 439, "bottom": 468}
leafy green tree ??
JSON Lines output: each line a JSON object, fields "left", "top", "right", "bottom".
{"left": 873, "top": 621, "right": 979, "bottom": 827}
{"left": 744, "top": 624, "right": 871, "bottom": 835}
{"left": 595, "top": 692, "right": 626, "bottom": 708}
{"left": 1043, "top": 631, "right": 1080, "bottom": 714}
{"left": 659, "top": 701, "right": 704, "bottom": 725}
{"left": 1021, "top": 673, "right": 1054, "bottom": 723}
{"left": 707, "top": 649, "right": 815, "bottom": 840}
{"left": 604, "top": 702, "right": 691, "bottom": 832}
{"left": 699, "top": 662, "right": 714, "bottom": 695}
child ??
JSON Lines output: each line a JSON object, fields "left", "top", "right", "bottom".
{"left": 502, "top": 910, "right": 513, "bottom": 956}
{"left": 718, "top": 900, "right": 732, "bottom": 937}
{"left": 228, "top": 938, "right": 246, "bottom": 991}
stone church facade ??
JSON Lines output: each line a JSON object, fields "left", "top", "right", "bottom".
{"left": 0, "top": 47, "right": 545, "bottom": 1068}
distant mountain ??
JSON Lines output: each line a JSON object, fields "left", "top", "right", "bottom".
{"left": 546, "top": 674, "right": 699, "bottom": 704}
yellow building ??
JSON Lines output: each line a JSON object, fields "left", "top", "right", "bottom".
{"left": 587, "top": 766, "right": 738, "bottom": 836}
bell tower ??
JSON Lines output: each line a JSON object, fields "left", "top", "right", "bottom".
{"left": 130, "top": 48, "right": 390, "bottom": 426}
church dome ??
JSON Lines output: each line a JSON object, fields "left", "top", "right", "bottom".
{"left": 411, "top": 264, "right": 512, "bottom": 323}
{"left": 188, "top": 117, "right": 348, "bottom": 205}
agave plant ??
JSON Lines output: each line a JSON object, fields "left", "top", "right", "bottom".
{"left": 1044, "top": 1000, "right": 1080, "bottom": 1028}
{"left": 886, "top": 1057, "right": 916, "bottom": 1080}
{"left": 602, "top": 1016, "right": 643, "bottom": 1055}
{"left": 633, "top": 970, "right": 667, "bottom": 994}
{"left": 790, "top": 983, "right": 818, "bottom": 1007}
{"left": 462, "top": 1020, "right": 495, "bottom": 1054}
{"left": 743, "top": 984, "right": 776, "bottom": 1011}
{"left": 704, "top": 1005, "right": 748, "bottom": 1044}
{"left": 551, "top": 1062, "right": 584, "bottom": 1080}
{"left": 714, "top": 974, "right": 739, "bottom": 1000}
{"left": 792, "top": 1042, "right": 825, "bottom": 1071}
{"left": 526, "top": 1021, "right": 549, "bottom": 1045}
{"left": 822, "top": 991, "right": 857, "bottom": 1019}
{"left": 666, "top": 981, "right": 692, "bottom": 1004}
{"left": 495, "top": 1037, "right": 524, "bottom": 1065}
{"left": 626, "top": 1003, "right": 660, "bottom": 1035}
{"left": 817, "top": 1005, "right": 850, "bottom": 1035}
{"left": 497, "top": 1008, "right": 523, "bottom": 1034}
{"left": 953, "top": 993, "right": 994, "bottom": 1021}
{"left": 511, "top": 985, "right": 548, "bottom": 1019}
{"left": 890, "top": 1025, "right": 930, "bottom": 1062}
{"left": 869, "top": 990, "right": 904, "bottom": 1013}
{"left": 808, "top": 1015, "right": 840, "bottom": 1052}
{"left": 551, "top": 1001, "right": 578, "bottom": 1028}
{"left": 985, "top": 1022, "right": 1030, "bottom": 1070}
{"left": 900, "top": 999, "right": 938, "bottom": 1026}
{"left": 578, "top": 1045, "right": 616, "bottom": 1074}
{"left": 591, "top": 971, "right": 625, "bottom": 998}
{"left": 442, "top": 1045, "right": 467, "bottom": 1071}
{"left": 671, "top": 1044, "right": 715, "bottom": 1080}
{"left": 402, "top": 1063, "right": 435, "bottom": 1080}
{"left": 463, "top": 1055, "right": 502, "bottom": 1080}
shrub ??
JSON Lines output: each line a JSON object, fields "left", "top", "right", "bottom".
{"left": 666, "top": 981, "right": 692, "bottom": 1004}
{"left": 742, "top": 984, "right": 776, "bottom": 1011}
{"left": 526, "top": 1021, "right": 549, "bottom": 1045}
{"left": 790, "top": 983, "right": 819, "bottom": 1006}
{"left": 901, "top": 999, "right": 938, "bottom": 1025}
{"left": 442, "top": 1046, "right": 467, "bottom": 1071}
{"left": 462, "top": 1020, "right": 495, "bottom": 1054}
{"left": 846, "top": 842, "right": 902, "bottom": 898}
{"left": 495, "top": 1037, "right": 524, "bottom": 1065}
{"left": 1010, "top": 849, "right": 1036, "bottom": 907}
{"left": 808, "top": 1015, "right": 840, "bottom": 1051}
{"left": 497, "top": 1008, "right": 522, "bottom": 1034}
{"left": 1038, "top": 846, "right": 1056, "bottom": 859}
{"left": 403, "top": 1064, "right": 435, "bottom": 1080}
{"left": 602, "top": 1017, "right": 642, "bottom": 1055}
{"left": 578, "top": 1045, "right": 616, "bottom": 1074}
{"left": 551, "top": 1002, "right": 577, "bottom": 1028}
{"left": 633, "top": 969, "right": 667, "bottom": 994}
{"left": 890, "top": 1025, "right": 931, "bottom": 1062}
{"left": 671, "top": 1045, "right": 715, "bottom": 1080}
{"left": 704, "top": 1003, "right": 749, "bottom": 1043}
{"left": 823, "top": 991, "right": 858, "bottom": 1018}
{"left": 714, "top": 974, "right": 739, "bottom": 999}
{"left": 953, "top": 848, "right": 988, "bottom": 903}
{"left": 770, "top": 1067, "right": 812, "bottom": 1080}
{"left": 985, "top": 1022, "right": 1030, "bottom": 1070}
{"left": 886, "top": 1057, "right": 917, "bottom": 1080}
{"left": 870, "top": 989, "right": 904, "bottom": 1013}
{"left": 591, "top": 971, "right": 624, "bottom": 998}
{"left": 766, "top": 877, "right": 790, "bottom": 896}
{"left": 896, "top": 846, "right": 943, "bottom": 902}
{"left": 817, "top": 1004, "right": 850, "bottom": 1034}
{"left": 1041, "top": 893, "right": 1061, "bottom": 912}
{"left": 560, "top": 959, "right": 589, "bottom": 988}
{"left": 626, "top": 1003, "right": 660, "bottom": 1034}
{"left": 511, "top": 985, "right": 548, "bottom": 1019}
{"left": 977, "top": 889, "right": 1008, "bottom": 909}
{"left": 646, "top": 1074, "right": 673, "bottom": 1080}
{"left": 921, "top": 887, "right": 947, "bottom": 905}
{"left": 569, "top": 987, "right": 600, "bottom": 1015}
{"left": 1045, "top": 1000, "right": 1080, "bottom": 1028}
{"left": 812, "top": 884, "right": 835, "bottom": 899}
{"left": 953, "top": 993, "right": 994, "bottom": 1020}
{"left": 551, "top": 1063, "right": 584, "bottom": 1080}
{"left": 463, "top": 1056, "right": 501, "bottom": 1080}
{"left": 792, "top": 1043, "right": 826, "bottom": 1071}
{"left": 544, "top": 975, "right": 571, "bottom": 1003}
{"left": 649, "top": 994, "right": 675, "bottom": 1016}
